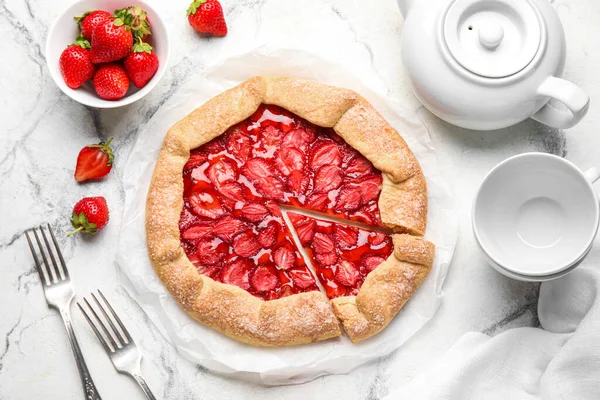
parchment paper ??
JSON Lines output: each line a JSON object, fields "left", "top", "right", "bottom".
{"left": 116, "top": 47, "right": 457, "bottom": 385}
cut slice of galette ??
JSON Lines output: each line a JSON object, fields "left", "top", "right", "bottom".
{"left": 146, "top": 76, "right": 433, "bottom": 346}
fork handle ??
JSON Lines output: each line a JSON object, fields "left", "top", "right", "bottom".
{"left": 60, "top": 309, "right": 103, "bottom": 400}
{"left": 132, "top": 372, "right": 157, "bottom": 400}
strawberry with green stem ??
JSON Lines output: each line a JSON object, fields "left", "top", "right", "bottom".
{"left": 187, "top": 0, "right": 227, "bottom": 37}
{"left": 69, "top": 196, "right": 110, "bottom": 236}
{"left": 59, "top": 39, "right": 95, "bottom": 89}
{"left": 75, "top": 10, "right": 112, "bottom": 41}
{"left": 74, "top": 137, "right": 115, "bottom": 182}
{"left": 124, "top": 38, "right": 159, "bottom": 88}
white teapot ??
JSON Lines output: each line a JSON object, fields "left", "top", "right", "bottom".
{"left": 398, "top": 0, "right": 590, "bottom": 130}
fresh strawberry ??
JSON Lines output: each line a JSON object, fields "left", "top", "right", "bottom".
{"left": 312, "top": 232, "right": 335, "bottom": 254}
{"left": 75, "top": 10, "right": 112, "bottom": 41}
{"left": 59, "top": 43, "right": 95, "bottom": 89}
{"left": 181, "top": 223, "right": 212, "bottom": 241}
{"left": 257, "top": 221, "right": 278, "bottom": 248}
{"left": 273, "top": 246, "right": 295, "bottom": 270}
{"left": 275, "top": 147, "right": 304, "bottom": 176}
{"left": 187, "top": 0, "right": 228, "bottom": 37}
{"left": 207, "top": 158, "right": 237, "bottom": 187}
{"left": 315, "top": 252, "right": 338, "bottom": 266}
{"left": 213, "top": 216, "right": 248, "bottom": 242}
{"left": 250, "top": 265, "right": 278, "bottom": 292}
{"left": 93, "top": 63, "right": 130, "bottom": 100}
{"left": 333, "top": 225, "right": 358, "bottom": 249}
{"left": 123, "top": 39, "right": 159, "bottom": 88}
{"left": 221, "top": 259, "right": 252, "bottom": 290}
{"left": 287, "top": 170, "right": 310, "bottom": 196}
{"left": 314, "top": 165, "right": 342, "bottom": 192}
{"left": 74, "top": 137, "right": 114, "bottom": 182}
{"left": 335, "top": 260, "right": 360, "bottom": 287}
{"left": 232, "top": 230, "right": 260, "bottom": 257}
{"left": 294, "top": 219, "right": 315, "bottom": 246}
{"left": 90, "top": 18, "right": 133, "bottom": 63}
{"left": 335, "top": 185, "right": 362, "bottom": 212}
{"left": 69, "top": 196, "right": 109, "bottom": 235}
{"left": 287, "top": 268, "right": 316, "bottom": 289}
{"left": 189, "top": 192, "right": 224, "bottom": 219}
{"left": 114, "top": 6, "right": 152, "bottom": 41}
{"left": 362, "top": 255, "right": 387, "bottom": 272}
{"left": 310, "top": 142, "right": 341, "bottom": 169}
{"left": 239, "top": 202, "right": 269, "bottom": 223}
{"left": 346, "top": 156, "right": 374, "bottom": 177}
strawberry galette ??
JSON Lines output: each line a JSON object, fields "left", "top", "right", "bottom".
{"left": 146, "top": 77, "right": 434, "bottom": 346}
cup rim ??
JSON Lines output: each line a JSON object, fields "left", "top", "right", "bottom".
{"left": 45, "top": 0, "right": 170, "bottom": 109}
{"left": 472, "top": 152, "right": 600, "bottom": 277}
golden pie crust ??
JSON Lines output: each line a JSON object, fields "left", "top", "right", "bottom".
{"left": 146, "top": 76, "right": 434, "bottom": 346}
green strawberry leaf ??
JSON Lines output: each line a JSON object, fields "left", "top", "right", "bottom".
{"left": 187, "top": 0, "right": 208, "bottom": 16}
{"left": 73, "top": 34, "right": 91, "bottom": 49}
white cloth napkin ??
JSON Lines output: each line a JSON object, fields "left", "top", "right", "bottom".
{"left": 385, "top": 253, "right": 600, "bottom": 399}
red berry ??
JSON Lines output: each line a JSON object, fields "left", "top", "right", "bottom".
{"left": 74, "top": 137, "right": 114, "bottom": 182}
{"left": 59, "top": 45, "right": 95, "bottom": 89}
{"left": 187, "top": 0, "right": 228, "bottom": 37}
{"left": 93, "top": 63, "right": 130, "bottom": 100}
{"left": 69, "top": 197, "right": 109, "bottom": 235}
{"left": 123, "top": 42, "right": 159, "bottom": 88}
{"left": 75, "top": 10, "right": 112, "bottom": 42}
{"left": 90, "top": 19, "right": 133, "bottom": 63}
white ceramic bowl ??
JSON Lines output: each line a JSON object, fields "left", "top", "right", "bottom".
{"left": 473, "top": 153, "right": 599, "bottom": 280}
{"left": 46, "top": 0, "right": 170, "bottom": 108}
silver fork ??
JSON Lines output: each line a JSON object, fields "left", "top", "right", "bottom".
{"left": 78, "top": 290, "right": 157, "bottom": 400}
{"left": 25, "top": 224, "right": 102, "bottom": 400}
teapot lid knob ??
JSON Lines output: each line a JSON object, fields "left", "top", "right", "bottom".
{"left": 478, "top": 22, "right": 504, "bottom": 50}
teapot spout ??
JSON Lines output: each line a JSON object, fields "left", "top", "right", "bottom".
{"left": 397, "top": 0, "right": 415, "bottom": 18}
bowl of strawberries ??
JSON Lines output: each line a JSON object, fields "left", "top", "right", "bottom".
{"left": 46, "top": 0, "right": 169, "bottom": 108}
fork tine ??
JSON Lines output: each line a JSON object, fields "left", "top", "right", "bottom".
{"left": 78, "top": 302, "right": 113, "bottom": 354}
{"left": 98, "top": 290, "right": 132, "bottom": 343}
{"left": 92, "top": 292, "right": 129, "bottom": 345}
{"left": 83, "top": 297, "right": 120, "bottom": 350}
{"left": 32, "top": 228, "right": 57, "bottom": 284}
{"left": 39, "top": 226, "right": 64, "bottom": 282}
{"left": 47, "top": 224, "right": 69, "bottom": 280}
{"left": 25, "top": 230, "right": 49, "bottom": 286}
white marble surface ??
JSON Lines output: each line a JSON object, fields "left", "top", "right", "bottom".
{"left": 0, "top": 0, "right": 598, "bottom": 399}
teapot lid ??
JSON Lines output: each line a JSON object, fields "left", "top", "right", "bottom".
{"left": 443, "top": 0, "right": 543, "bottom": 78}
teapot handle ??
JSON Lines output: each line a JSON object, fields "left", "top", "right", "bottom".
{"left": 531, "top": 76, "right": 590, "bottom": 129}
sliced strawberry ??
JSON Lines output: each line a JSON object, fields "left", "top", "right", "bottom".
{"left": 287, "top": 268, "right": 316, "bottom": 289}
{"left": 349, "top": 209, "right": 373, "bottom": 225}
{"left": 185, "top": 152, "right": 209, "bottom": 171}
{"left": 217, "top": 182, "right": 244, "bottom": 203}
{"left": 255, "top": 176, "right": 286, "bottom": 201}
{"left": 265, "top": 201, "right": 283, "bottom": 217}
{"left": 220, "top": 259, "right": 252, "bottom": 290}
{"left": 275, "top": 147, "right": 304, "bottom": 176}
{"left": 345, "top": 156, "right": 374, "bottom": 177}
{"left": 261, "top": 125, "right": 284, "bottom": 146}
{"left": 240, "top": 202, "right": 270, "bottom": 223}
{"left": 202, "top": 138, "right": 225, "bottom": 154}
{"left": 213, "top": 216, "right": 249, "bottom": 243}
{"left": 273, "top": 246, "right": 295, "bottom": 270}
{"left": 243, "top": 158, "right": 274, "bottom": 181}
{"left": 369, "top": 232, "right": 388, "bottom": 246}
{"left": 190, "top": 238, "right": 226, "bottom": 266}
{"left": 362, "top": 255, "right": 387, "bottom": 272}
{"left": 335, "top": 260, "right": 360, "bottom": 287}
{"left": 294, "top": 219, "right": 316, "bottom": 246}
{"left": 207, "top": 158, "right": 238, "bottom": 187}
{"left": 226, "top": 129, "right": 252, "bottom": 159}
{"left": 335, "top": 184, "right": 363, "bottom": 212}
{"left": 181, "top": 223, "right": 213, "bottom": 241}
{"left": 179, "top": 207, "right": 197, "bottom": 230}
{"left": 310, "top": 141, "right": 341, "bottom": 169}
{"left": 282, "top": 129, "right": 313, "bottom": 152}
{"left": 287, "top": 170, "right": 311, "bottom": 196}
{"left": 232, "top": 230, "right": 261, "bottom": 258}
{"left": 312, "top": 232, "right": 335, "bottom": 254}
{"left": 306, "top": 192, "right": 330, "bottom": 212}
{"left": 250, "top": 265, "right": 279, "bottom": 292}
{"left": 279, "top": 285, "right": 294, "bottom": 298}
{"left": 333, "top": 225, "right": 358, "bottom": 249}
{"left": 314, "top": 165, "right": 342, "bottom": 193}
{"left": 357, "top": 174, "right": 383, "bottom": 203}
{"left": 315, "top": 251, "right": 338, "bottom": 266}
{"left": 189, "top": 192, "right": 224, "bottom": 219}
{"left": 257, "top": 221, "right": 278, "bottom": 248}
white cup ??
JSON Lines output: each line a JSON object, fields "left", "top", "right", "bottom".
{"left": 473, "top": 153, "right": 599, "bottom": 280}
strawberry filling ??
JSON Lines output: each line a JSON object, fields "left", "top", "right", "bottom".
{"left": 179, "top": 104, "right": 386, "bottom": 300}
{"left": 287, "top": 213, "right": 393, "bottom": 299}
